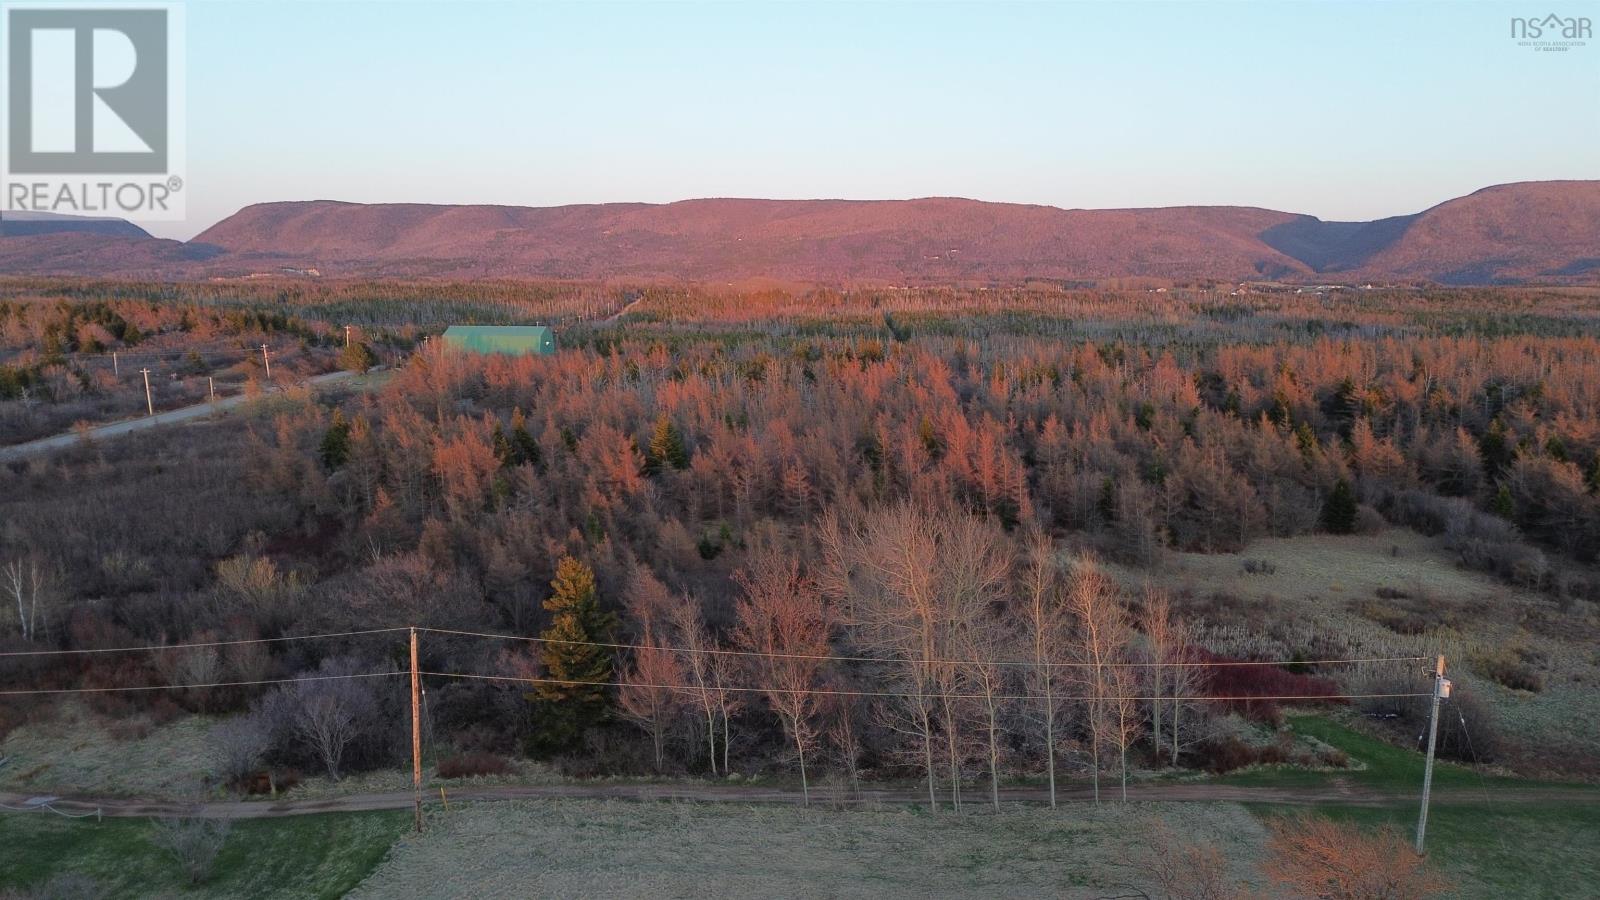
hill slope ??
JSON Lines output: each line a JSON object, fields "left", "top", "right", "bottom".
{"left": 191, "top": 197, "right": 1314, "bottom": 282}
{"left": 5, "top": 181, "right": 1596, "bottom": 283}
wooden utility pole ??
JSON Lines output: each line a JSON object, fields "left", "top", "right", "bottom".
{"left": 139, "top": 368, "right": 153, "bottom": 416}
{"left": 261, "top": 344, "right": 272, "bottom": 380}
{"left": 344, "top": 325, "right": 352, "bottom": 347}
{"left": 1415, "top": 654, "right": 1447, "bottom": 854}
{"left": 208, "top": 376, "right": 215, "bottom": 401}
{"left": 410, "top": 627, "right": 423, "bottom": 833}
{"left": 112, "top": 351, "right": 119, "bottom": 377}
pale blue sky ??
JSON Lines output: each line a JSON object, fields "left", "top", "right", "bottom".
{"left": 165, "top": 0, "right": 1599, "bottom": 238}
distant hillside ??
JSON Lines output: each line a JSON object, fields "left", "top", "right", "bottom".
{"left": 191, "top": 198, "right": 1314, "bottom": 282}
{"left": 1353, "top": 182, "right": 1600, "bottom": 284}
{"left": 5, "top": 182, "right": 1597, "bottom": 284}
{"left": 0, "top": 212, "right": 151, "bottom": 240}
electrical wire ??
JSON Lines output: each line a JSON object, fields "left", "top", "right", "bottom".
{"left": 0, "top": 627, "right": 409, "bottom": 658}
{"left": 417, "top": 626, "right": 1429, "bottom": 671}
{"left": 0, "top": 670, "right": 403, "bottom": 697}
{"left": 420, "top": 669, "right": 1431, "bottom": 704}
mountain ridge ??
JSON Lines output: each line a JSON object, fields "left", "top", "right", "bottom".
{"left": 5, "top": 181, "right": 1597, "bottom": 285}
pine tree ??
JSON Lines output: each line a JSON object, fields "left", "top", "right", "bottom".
{"left": 1478, "top": 419, "right": 1514, "bottom": 481}
{"left": 338, "top": 341, "right": 376, "bottom": 374}
{"left": 509, "top": 408, "right": 542, "bottom": 469}
{"left": 527, "top": 557, "right": 618, "bottom": 757}
{"left": 1320, "top": 478, "right": 1358, "bottom": 534}
{"left": 319, "top": 410, "right": 351, "bottom": 470}
{"left": 1492, "top": 484, "right": 1516, "bottom": 520}
{"left": 647, "top": 414, "right": 689, "bottom": 472}
{"left": 1294, "top": 422, "right": 1319, "bottom": 462}
{"left": 491, "top": 421, "right": 513, "bottom": 467}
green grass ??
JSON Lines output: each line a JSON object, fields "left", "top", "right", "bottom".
{"left": 1232, "top": 717, "right": 1600, "bottom": 898}
{"left": 1221, "top": 714, "right": 1527, "bottom": 791}
{"left": 1250, "top": 802, "right": 1600, "bottom": 900}
{"left": 0, "top": 810, "right": 408, "bottom": 898}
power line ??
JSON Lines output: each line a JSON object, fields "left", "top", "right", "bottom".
{"left": 417, "top": 626, "right": 1428, "bottom": 671}
{"left": 0, "top": 670, "right": 403, "bottom": 697}
{"left": 0, "top": 627, "right": 408, "bottom": 658}
{"left": 420, "top": 669, "right": 1432, "bottom": 705}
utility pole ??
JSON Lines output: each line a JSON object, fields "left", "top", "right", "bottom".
{"left": 344, "top": 325, "right": 352, "bottom": 347}
{"left": 261, "top": 344, "right": 272, "bottom": 380}
{"left": 112, "top": 351, "right": 119, "bottom": 377}
{"left": 410, "top": 627, "right": 423, "bottom": 833}
{"left": 208, "top": 376, "right": 215, "bottom": 401}
{"left": 1415, "top": 654, "right": 1447, "bottom": 854}
{"left": 139, "top": 368, "right": 153, "bottom": 416}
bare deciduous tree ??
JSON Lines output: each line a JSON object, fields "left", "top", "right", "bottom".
{"left": 150, "top": 817, "right": 231, "bottom": 885}
{"left": 1066, "top": 554, "right": 1133, "bottom": 803}
{"left": 617, "top": 622, "right": 683, "bottom": 773}
{"left": 3, "top": 557, "right": 47, "bottom": 642}
{"left": 284, "top": 658, "right": 381, "bottom": 781}
{"left": 732, "top": 551, "right": 832, "bottom": 805}
{"left": 843, "top": 502, "right": 946, "bottom": 811}
{"left": 209, "top": 713, "right": 270, "bottom": 790}
{"left": 1018, "top": 532, "right": 1072, "bottom": 807}
{"left": 667, "top": 597, "right": 739, "bottom": 775}
{"left": 943, "top": 514, "right": 1013, "bottom": 810}
{"left": 1140, "top": 586, "right": 1205, "bottom": 766}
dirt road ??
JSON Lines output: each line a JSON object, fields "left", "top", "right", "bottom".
{"left": 0, "top": 369, "right": 370, "bottom": 463}
{"left": 2, "top": 780, "right": 1591, "bottom": 820}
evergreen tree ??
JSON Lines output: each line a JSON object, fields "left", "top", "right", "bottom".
{"left": 319, "top": 410, "right": 351, "bottom": 470}
{"left": 1478, "top": 419, "right": 1514, "bottom": 481}
{"left": 338, "top": 341, "right": 376, "bottom": 374}
{"left": 527, "top": 556, "right": 618, "bottom": 757}
{"left": 491, "top": 421, "right": 513, "bottom": 467}
{"left": 1491, "top": 484, "right": 1516, "bottom": 520}
{"left": 509, "top": 408, "right": 542, "bottom": 469}
{"left": 1294, "top": 422, "right": 1319, "bottom": 462}
{"left": 647, "top": 414, "right": 689, "bottom": 472}
{"left": 1320, "top": 478, "right": 1358, "bottom": 534}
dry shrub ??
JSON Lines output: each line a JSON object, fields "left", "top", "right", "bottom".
{"left": 1352, "top": 589, "right": 1459, "bottom": 636}
{"left": 1191, "top": 732, "right": 1341, "bottom": 775}
{"left": 242, "top": 768, "right": 302, "bottom": 796}
{"left": 436, "top": 751, "right": 513, "bottom": 779}
{"left": 1354, "top": 666, "right": 1500, "bottom": 763}
{"left": 149, "top": 817, "right": 231, "bottom": 886}
{"left": 1192, "top": 649, "right": 1344, "bottom": 723}
{"left": 1468, "top": 644, "right": 1544, "bottom": 693}
{"left": 1138, "top": 821, "right": 1240, "bottom": 900}
{"left": 1262, "top": 816, "right": 1451, "bottom": 899}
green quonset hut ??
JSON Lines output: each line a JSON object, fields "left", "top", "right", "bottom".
{"left": 440, "top": 325, "right": 557, "bottom": 356}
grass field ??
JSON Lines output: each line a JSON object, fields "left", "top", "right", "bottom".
{"left": 1251, "top": 802, "right": 1600, "bottom": 900}
{"left": 349, "top": 799, "right": 1267, "bottom": 899}
{"left": 0, "top": 704, "right": 220, "bottom": 798}
{"left": 1220, "top": 714, "right": 1507, "bottom": 791}
{"left": 1126, "top": 529, "right": 1600, "bottom": 765}
{"left": 0, "top": 810, "right": 408, "bottom": 899}
{"left": 1225, "top": 715, "right": 1600, "bottom": 898}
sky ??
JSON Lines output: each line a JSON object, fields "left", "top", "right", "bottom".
{"left": 156, "top": 0, "right": 1600, "bottom": 238}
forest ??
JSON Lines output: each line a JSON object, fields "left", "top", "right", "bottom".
{"left": 3, "top": 278, "right": 1599, "bottom": 804}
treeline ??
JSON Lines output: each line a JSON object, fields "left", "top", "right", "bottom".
{"left": 13, "top": 318, "right": 1584, "bottom": 787}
